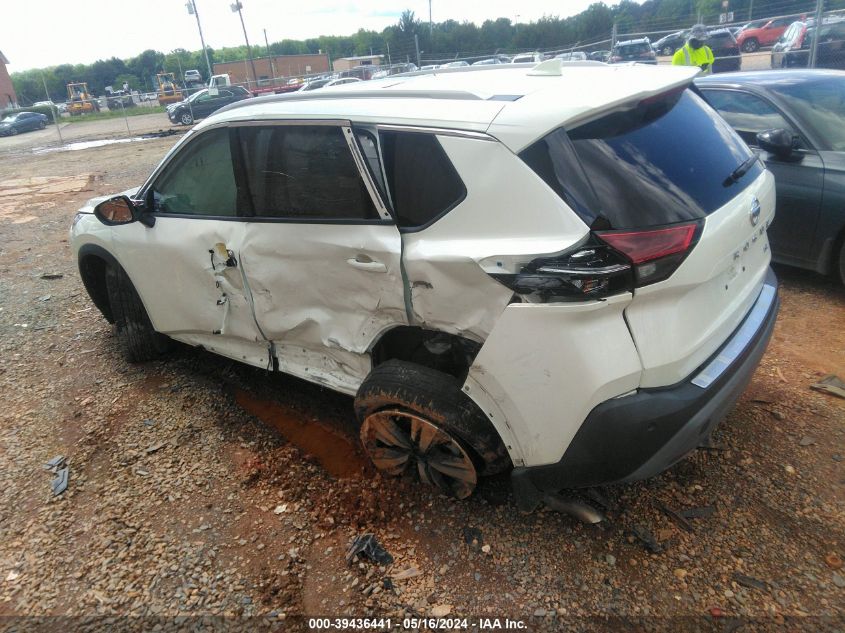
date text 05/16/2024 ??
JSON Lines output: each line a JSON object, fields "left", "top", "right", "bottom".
{"left": 307, "top": 618, "right": 527, "bottom": 629}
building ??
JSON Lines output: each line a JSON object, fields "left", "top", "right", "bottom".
{"left": 333, "top": 55, "right": 384, "bottom": 72}
{"left": 0, "top": 51, "right": 18, "bottom": 109}
{"left": 213, "top": 53, "right": 329, "bottom": 86}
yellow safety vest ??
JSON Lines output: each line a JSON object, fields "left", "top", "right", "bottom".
{"left": 672, "top": 43, "right": 715, "bottom": 74}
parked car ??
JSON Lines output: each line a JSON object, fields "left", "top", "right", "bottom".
{"left": 166, "top": 86, "right": 251, "bottom": 125}
{"left": 697, "top": 69, "right": 845, "bottom": 283}
{"left": 472, "top": 58, "right": 504, "bottom": 65}
{"left": 0, "top": 111, "right": 48, "bottom": 136}
{"left": 106, "top": 90, "right": 135, "bottom": 110}
{"left": 325, "top": 77, "right": 362, "bottom": 87}
{"left": 72, "top": 63, "right": 778, "bottom": 508}
{"left": 771, "top": 19, "right": 845, "bottom": 70}
{"left": 298, "top": 78, "right": 333, "bottom": 91}
{"left": 184, "top": 69, "right": 202, "bottom": 84}
{"left": 653, "top": 30, "right": 688, "bottom": 56}
{"left": 707, "top": 28, "right": 742, "bottom": 73}
{"left": 736, "top": 14, "right": 801, "bottom": 52}
{"left": 511, "top": 52, "right": 544, "bottom": 63}
{"left": 439, "top": 61, "right": 470, "bottom": 68}
{"left": 555, "top": 51, "right": 588, "bottom": 61}
{"left": 588, "top": 50, "right": 610, "bottom": 62}
{"left": 609, "top": 38, "right": 657, "bottom": 64}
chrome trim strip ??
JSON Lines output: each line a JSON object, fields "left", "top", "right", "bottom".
{"left": 375, "top": 124, "right": 496, "bottom": 141}
{"left": 342, "top": 126, "right": 392, "bottom": 220}
{"left": 691, "top": 282, "right": 777, "bottom": 389}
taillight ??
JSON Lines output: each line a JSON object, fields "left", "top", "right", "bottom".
{"left": 489, "top": 240, "right": 633, "bottom": 303}
{"left": 595, "top": 221, "right": 701, "bottom": 286}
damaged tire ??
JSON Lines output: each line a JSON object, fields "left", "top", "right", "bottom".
{"left": 105, "top": 264, "right": 171, "bottom": 362}
{"left": 354, "top": 360, "right": 511, "bottom": 499}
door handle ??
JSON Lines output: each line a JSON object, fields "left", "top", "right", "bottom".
{"left": 347, "top": 257, "right": 387, "bottom": 273}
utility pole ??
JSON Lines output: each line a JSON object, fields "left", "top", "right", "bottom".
{"left": 611, "top": 22, "right": 618, "bottom": 48}
{"left": 264, "top": 29, "right": 277, "bottom": 82}
{"left": 809, "top": 0, "right": 824, "bottom": 68}
{"left": 748, "top": 0, "right": 754, "bottom": 20}
{"left": 429, "top": 0, "right": 433, "bottom": 36}
{"left": 40, "top": 71, "right": 62, "bottom": 145}
{"left": 414, "top": 34, "right": 421, "bottom": 67}
{"left": 231, "top": 1, "right": 258, "bottom": 88}
{"left": 387, "top": 41, "right": 391, "bottom": 65}
{"left": 187, "top": 0, "right": 213, "bottom": 81}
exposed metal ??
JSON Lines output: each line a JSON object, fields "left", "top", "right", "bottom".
{"left": 542, "top": 492, "right": 606, "bottom": 524}
{"left": 360, "top": 409, "right": 477, "bottom": 499}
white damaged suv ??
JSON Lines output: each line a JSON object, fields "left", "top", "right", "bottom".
{"left": 71, "top": 60, "right": 779, "bottom": 509}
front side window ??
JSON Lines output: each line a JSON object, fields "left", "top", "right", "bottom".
{"left": 236, "top": 125, "right": 379, "bottom": 220}
{"left": 701, "top": 89, "right": 798, "bottom": 146}
{"left": 150, "top": 127, "right": 237, "bottom": 216}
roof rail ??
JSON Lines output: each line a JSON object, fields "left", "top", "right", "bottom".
{"left": 217, "top": 88, "right": 483, "bottom": 116}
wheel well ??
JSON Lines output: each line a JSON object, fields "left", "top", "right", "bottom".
{"left": 370, "top": 327, "right": 481, "bottom": 382}
{"left": 79, "top": 254, "right": 114, "bottom": 323}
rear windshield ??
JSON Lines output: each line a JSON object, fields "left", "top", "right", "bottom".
{"left": 520, "top": 88, "right": 762, "bottom": 229}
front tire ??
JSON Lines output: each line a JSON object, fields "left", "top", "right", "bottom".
{"left": 105, "top": 264, "right": 171, "bottom": 362}
{"left": 9, "top": 127, "right": 18, "bottom": 136}
{"left": 354, "top": 360, "right": 511, "bottom": 499}
{"left": 179, "top": 111, "right": 194, "bottom": 125}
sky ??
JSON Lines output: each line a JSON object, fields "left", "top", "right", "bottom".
{"left": 2, "top": 0, "right": 601, "bottom": 72}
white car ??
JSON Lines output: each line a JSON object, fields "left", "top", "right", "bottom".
{"left": 71, "top": 60, "right": 779, "bottom": 510}
{"left": 512, "top": 52, "right": 545, "bottom": 63}
{"left": 325, "top": 77, "right": 362, "bottom": 87}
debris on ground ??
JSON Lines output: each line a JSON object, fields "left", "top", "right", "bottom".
{"left": 825, "top": 553, "right": 843, "bottom": 570}
{"left": 657, "top": 502, "right": 694, "bottom": 532}
{"left": 345, "top": 533, "right": 394, "bottom": 566}
{"left": 799, "top": 436, "right": 816, "bottom": 446}
{"left": 679, "top": 505, "right": 716, "bottom": 520}
{"left": 50, "top": 467, "right": 69, "bottom": 496}
{"left": 43, "top": 455, "right": 65, "bottom": 470}
{"left": 810, "top": 374, "right": 845, "bottom": 399}
{"left": 462, "top": 527, "right": 483, "bottom": 549}
{"left": 627, "top": 525, "right": 664, "bottom": 553}
{"left": 732, "top": 573, "right": 770, "bottom": 592}
{"left": 39, "top": 272, "right": 63, "bottom": 280}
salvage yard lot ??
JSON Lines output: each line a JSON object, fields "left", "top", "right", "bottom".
{"left": 0, "top": 119, "right": 843, "bottom": 629}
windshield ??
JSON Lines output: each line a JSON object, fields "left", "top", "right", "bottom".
{"left": 773, "top": 76, "right": 845, "bottom": 151}
{"left": 617, "top": 43, "right": 652, "bottom": 55}
{"left": 1, "top": 115, "right": 16, "bottom": 122}
{"left": 186, "top": 90, "right": 206, "bottom": 103}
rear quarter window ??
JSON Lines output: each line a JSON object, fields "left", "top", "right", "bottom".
{"left": 379, "top": 132, "right": 466, "bottom": 230}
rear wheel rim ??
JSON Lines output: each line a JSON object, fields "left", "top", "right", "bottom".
{"left": 361, "top": 410, "right": 477, "bottom": 499}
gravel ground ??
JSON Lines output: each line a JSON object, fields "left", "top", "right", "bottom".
{"left": 0, "top": 124, "right": 843, "bottom": 632}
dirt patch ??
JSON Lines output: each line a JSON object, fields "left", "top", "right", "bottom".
{"left": 235, "top": 389, "right": 370, "bottom": 480}
{"left": 0, "top": 174, "right": 99, "bottom": 223}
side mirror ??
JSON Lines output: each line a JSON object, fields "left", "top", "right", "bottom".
{"left": 756, "top": 128, "right": 797, "bottom": 159}
{"left": 94, "top": 195, "right": 155, "bottom": 227}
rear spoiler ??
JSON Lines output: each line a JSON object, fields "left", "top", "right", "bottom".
{"left": 487, "top": 65, "right": 700, "bottom": 153}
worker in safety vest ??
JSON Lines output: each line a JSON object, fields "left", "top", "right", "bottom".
{"left": 672, "top": 24, "right": 715, "bottom": 74}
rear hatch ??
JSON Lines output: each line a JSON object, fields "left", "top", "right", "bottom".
{"left": 518, "top": 85, "right": 774, "bottom": 388}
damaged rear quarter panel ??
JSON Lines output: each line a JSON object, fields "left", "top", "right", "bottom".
{"left": 399, "top": 134, "right": 589, "bottom": 340}
{"left": 464, "top": 294, "right": 642, "bottom": 467}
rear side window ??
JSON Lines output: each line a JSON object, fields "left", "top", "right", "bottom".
{"left": 236, "top": 125, "right": 379, "bottom": 220}
{"left": 521, "top": 89, "right": 762, "bottom": 229}
{"left": 380, "top": 132, "right": 466, "bottom": 230}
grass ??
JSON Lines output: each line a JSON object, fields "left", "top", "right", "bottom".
{"left": 62, "top": 105, "right": 166, "bottom": 124}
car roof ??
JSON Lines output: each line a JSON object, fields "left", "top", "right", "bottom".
{"left": 615, "top": 38, "right": 650, "bottom": 46}
{"left": 204, "top": 62, "right": 697, "bottom": 152}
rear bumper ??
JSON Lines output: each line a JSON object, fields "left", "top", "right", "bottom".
{"left": 512, "top": 268, "right": 779, "bottom": 510}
